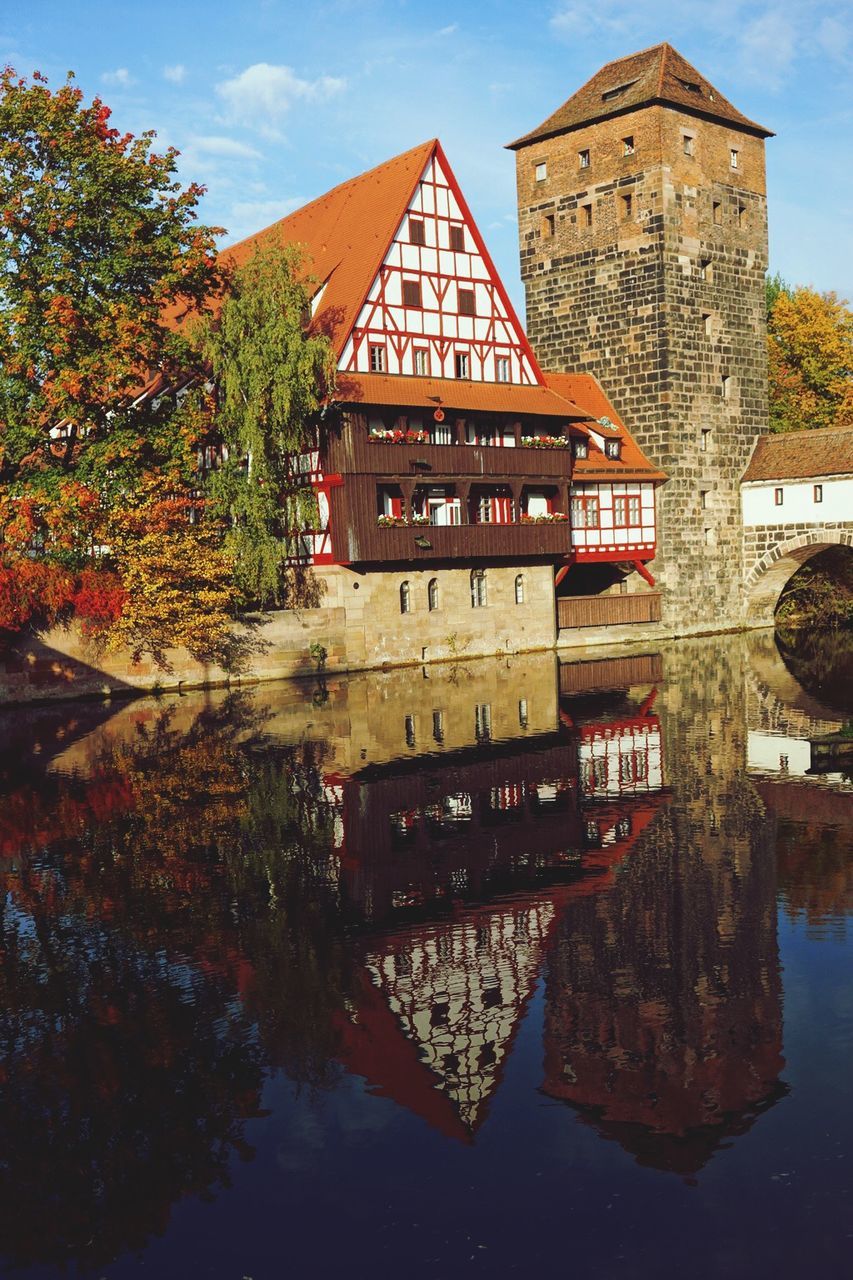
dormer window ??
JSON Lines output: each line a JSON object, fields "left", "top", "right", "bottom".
{"left": 601, "top": 79, "right": 638, "bottom": 102}
{"left": 604, "top": 438, "right": 621, "bottom": 459}
{"left": 572, "top": 439, "right": 588, "bottom": 459}
{"left": 677, "top": 78, "right": 702, "bottom": 94}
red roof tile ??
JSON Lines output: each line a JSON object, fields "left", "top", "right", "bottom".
{"left": 336, "top": 371, "right": 589, "bottom": 422}
{"left": 742, "top": 426, "right": 853, "bottom": 482}
{"left": 507, "top": 43, "right": 772, "bottom": 150}
{"left": 544, "top": 372, "right": 667, "bottom": 482}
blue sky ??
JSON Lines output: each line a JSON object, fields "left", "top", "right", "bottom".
{"left": 4, "top": 0, "right": 852, "bottom": 311}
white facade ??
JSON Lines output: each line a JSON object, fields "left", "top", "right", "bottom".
{"left": 340, "top": 153, "right": 538, "bottom": 385}
{"left": 569, "top": 481, "right": 656, "bottom": 558}
{"left": 742, "top": 474, "right": 852, "bottom": 526}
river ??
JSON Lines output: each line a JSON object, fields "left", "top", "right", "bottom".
{"left": 0, "top": 630, "right": 850, "bottom": 1278}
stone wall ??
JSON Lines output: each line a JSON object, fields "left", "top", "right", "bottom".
{"left": 516, "top": 104, "right": 769, "bottom": 631}
{"left": 0, "top": 561, "right": 557, "bottom": 704}
{"left": 743, "top": 524, "right": 853, "bottom": 623}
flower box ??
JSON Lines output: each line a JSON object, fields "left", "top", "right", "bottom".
{"left": 369, "top": 428, "right": 428, "bottom": 444}
{"left": 377, "top": 515, "right": 408, "bottom": 527}
{"left": 520, "top": 435, "right": 570, "bottom": 449}
{"left": 520, "top": 512, "right": 569, "bottom": 523}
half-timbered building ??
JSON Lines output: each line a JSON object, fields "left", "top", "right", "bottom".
{"left": 219, "top": 139, "right": 666, "bottom": 666}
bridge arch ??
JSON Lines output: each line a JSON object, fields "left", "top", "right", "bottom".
{"left": 745, "top": 528, "right": 853, "bottom": 625}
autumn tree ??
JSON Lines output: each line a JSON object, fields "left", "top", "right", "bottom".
{"left": 199, "top": 243, "right": 336, "bottom": 608}
{"left": 766, "top": 275, "right": 853, "bottom": 433}
{"left": 0, "top": 67, "right": 240, "bottom": 659}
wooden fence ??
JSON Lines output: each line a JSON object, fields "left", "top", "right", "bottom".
{"left": 559, "top": 652, "right": 663, "bottom": 696}
{"left": 557, "top": 592, "right": 662, "bottom": 630}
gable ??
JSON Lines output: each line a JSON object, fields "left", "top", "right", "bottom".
{"left": 340, "top": 144, "right": 542, "bottom": 386}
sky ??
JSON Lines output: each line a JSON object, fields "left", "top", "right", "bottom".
{"left": 4, "top": 0, "right": 852, "bottom": 312}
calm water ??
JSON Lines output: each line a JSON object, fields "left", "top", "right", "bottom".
{"left": 0, "top": 631, "right": 851, "bottom": 1279}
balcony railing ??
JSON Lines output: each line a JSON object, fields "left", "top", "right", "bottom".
{"left": 339, "top": 514, "right": 572, "bottom": 563}
{"left": 325, "top": 429, "right": 573, "bottom": 479}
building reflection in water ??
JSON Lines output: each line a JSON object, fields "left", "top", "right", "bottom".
{"left": 0, "top": 637, "right": 804, "bottom": 1268}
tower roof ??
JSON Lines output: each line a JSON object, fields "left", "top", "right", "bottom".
{"left": 507, "top": 43, "right": 773, "bottom": 150}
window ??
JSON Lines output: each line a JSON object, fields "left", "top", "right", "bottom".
{"left": 571, "top": 496, "right": 599, "bottom": 528}
{"left": 721, "top": 374, "right": 731, "bottom": 400}
{"left": 699, "top": 258, "right": 712, "bottom": 281}
{"left": 700, "top": 489, "right": 709, "bottom": 510}
{"left": 614, "top": 495, "right": 641, "bottom": 525}
{"left": 730, "top": 148, "right": 739, "bottom": 169}
{"left": 535, "top": 161, "right": 547, "bottom": 181}
{"left": 601, "top": 79, "right": 638, "bottom": 102}
{"left": 700, "top": 428, "right": 711, "bottom": 452}
{"left": 572, "top": 438, "right": 588, "bottom": 459}
{"left": 737, "top": 204, "right": 746, "bottom": 227}
{"left": 683, "top": 134, "right": 694, "bottom": 156}
{"left": 470, "top": 568, "right": 487, "bottom": 608}
{"left": 400, "top": 581, "right": 412, "bottom": 613}
{"left": 605, "top": 438, "right": 621, "bottom": 459}
{"left": 402, "top": 279, "right": 422, "bottom": 308}
{"left": 774, "top": 487, "right": 784, "bottom": 506}
{"left": 581, "top": 203, "right": 593, "bottom": 228}
{"left": 622, "top": 135, "right": 634, "bottom": 155}
{"left": 475, "top": 703, "right": 492, "bottom": 742}
{"left": 432, "top": 709, "right": 444, "bottom": 743}
{"left": 369, "top": 344, "right": 385, "bottom": 372}
{"left": 702, "top": 312, "right": 712, "bottom": 337}
{"left": 578, "top": 149, "right": 590, "bottom": 168}
{"left": 712, "top": 200, "right": 721, "bottom": 224}
{"left": 518, "top": 698, "right": 529, "bottom": 729}
{"left": 449, "top": 223, "right": 465, "bottom": 252}
{"left": 409, "top": 216, "right": 425, "bottom": 245}
{"left": 414, "top": 346, "right": 430, "bottom": 375}
{"left": 496, "top": 356, "right": 510, "bottom": 383}
{"left": 457, "top": 287, "right": 475, "bottom": 316}
{"left": 428, "top": 577, "right": 439, "bottom": 611}
{"left": 515, "top": 573, "right": 525, "bottom": 604}
{"left": 814, "top": 484, "right": 823, "bottom": 503}
{"left": 405, "top": 714, "right": 416, "bottom": 748}
{"left": 455, "top": 351, "right": 470, "bottom": 379}
{"left": 621, "top": 194, "right": 633, "bottom": 220}
{"left": 541, "top": 212, "right": 555, "bottom": 238}
{"left": 704, "top": 527, "right": 715, "bottom": 546}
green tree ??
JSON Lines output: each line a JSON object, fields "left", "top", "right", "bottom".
{"left": 199, "top": 242, "right": 336, "bottom": 608}
{"left": 766, "top": 275, "right": 853, "bottom": 433}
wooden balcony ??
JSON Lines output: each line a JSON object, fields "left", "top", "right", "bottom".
{"left": 324, "top": 420, "right": 572, "bottom": 480}
{"left": 336, "top": 510, "right": 572, "bottom": 564}
{"left": 557, "top": 592, "right": 662, "bottom": 630}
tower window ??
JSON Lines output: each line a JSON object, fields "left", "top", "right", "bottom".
{"left": 704, "top": 527, "right": 715, "bottom": 546}
{"left": 814, "top": 484, "right": 823, "bottom": 503}
{"left": 582, "top": 203, "right": 593, "bottom": 228}
{"left": 730, "top": 148, "right": 739, "bottom": 169}
{"left": 400, "top": 581, "right": 412, "bottom": 614}
{"left": 700, "top": 428, "right": 711, "bottom": 452}
{"left": 774, "top": 488, "right": 784, "bottom": 506}
{"left": 409, "top": 217, "right": 425, "bottom": 246}
{"left": 402, "top": 279, "right": 422, "bottom": 308}
{"left": 369, "top": 344, "right": 385, "bottom": 372}
{"left": 712, "top": 200, "right": 721, "bottom": 224}
{"left": 535, "top": 161, "right": 547, "bottom": 181}
{"left": 622, "top": 136, "right": 634, "bottom": 155}
{"left": 702, "top": 313, "right": 712, "bottom": 337}
{"left": 737, "top": 204, "right": 747, "bottom": 227}
{"left": 449, "top": 223, "right": 465, "bottom": 252}
{"left": 458, "top": 287, "right": 475, "bottom": 316}
{"left": 700, "top": 489, "right": 709, "bottom": 509}
{"left": 621, "top": 194, "right": 633, "bottom": 220}
{"left": 578, "top": 149, "right": 590, "bottom": 169}
{"left": 455, "top": 351, "right": 470, "bottom": 379}
{"left": 699, "top": 258, "right": 713, "bottom": 281}
{"left": 683, "top": 134, "right": 695, "bottom": 156}
{"left": 541, "top": 212, "right": 555, "bottom": 238}
{"left": 721, "top": 374, "right": 731, "bottom": 400}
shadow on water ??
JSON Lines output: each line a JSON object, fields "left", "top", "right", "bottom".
{"left": 0, "top": 633, "right": 849, "bottom": 1275}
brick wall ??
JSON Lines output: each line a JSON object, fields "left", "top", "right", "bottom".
{"left": 516, "top": 104, "right": 769, "bottom": 630}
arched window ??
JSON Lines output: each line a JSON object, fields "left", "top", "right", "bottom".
{"left": 400, "top": 581, "right": 411, "bottom": 614}
{"left": 470, "top": 569, "right": 487, "bottom": 608}
{"left": 515, "top": 573, "right": 525, "bottom": 604}
{"left": 427, "top": 578, "right": 439, "bottom": 611}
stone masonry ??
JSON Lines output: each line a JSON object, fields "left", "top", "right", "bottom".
{"left": 510, "top": 50, "right": 772, "bottom": 630}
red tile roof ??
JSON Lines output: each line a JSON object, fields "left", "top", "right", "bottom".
{"left": 507, "top": 43, "right": 772, "bottom": 150}
{"left": 545, "top": 372, "right": 667, "bottom": 482}
{"left": 742, "top": 425, "right": 853, "bottom": 482}
{"left": 335, "top": 371, "right": 589, "bottom": 422}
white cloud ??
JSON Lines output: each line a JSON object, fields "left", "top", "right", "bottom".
{"left": 101, "top": 67, "right": 135, "bottom": 87}
{"left": 216, "top": 63, "right": 346, "bottom": 136}
{"left": 738, "top": 10, "right": 799, "bottom": 88}
{"left": 223, "top": 195, "right": 306, "bottom": 243}
{"left": 438, "top": 23, "right": 458, "bottom": 36}
{"left": 190, "top": 135, "right": 262, "bottom": 159}
{"left": 163, "top": 63, "right": 186, "bottom": 84}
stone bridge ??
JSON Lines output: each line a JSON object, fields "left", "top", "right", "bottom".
{"left": 741, "top": 427, "right": 853, "bottom": 625}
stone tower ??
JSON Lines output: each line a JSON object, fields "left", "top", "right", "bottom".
{"left": 508, "top": 44, "right": 773, "bottom": 629}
